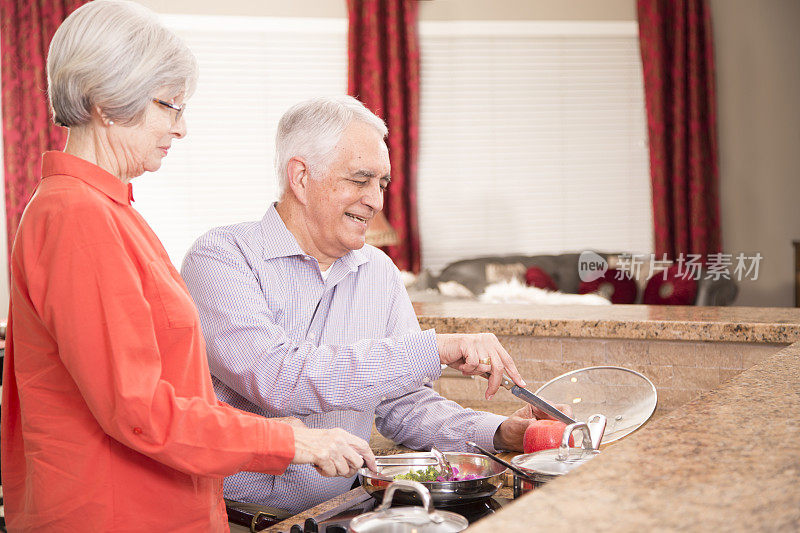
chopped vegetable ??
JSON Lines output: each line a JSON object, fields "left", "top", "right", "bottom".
{"left": 394, "top": 465, "right": 441, "bottom": 482}
{"left": 393, "top": 465, "right": 481, "bottom": 482}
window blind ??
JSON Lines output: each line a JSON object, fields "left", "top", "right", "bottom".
{"left": 416, "top": 21, "right": 653, "bottom": 274}
{"left": 132, "top": 15, "right": 348, "bottom": 267}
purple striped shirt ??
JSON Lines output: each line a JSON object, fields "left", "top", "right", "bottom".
{"left": 180, "top": 204, "right": 505, "bottom": 512}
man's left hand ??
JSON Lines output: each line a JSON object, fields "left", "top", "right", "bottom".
{"left": 492, "top": 403, "right": 574, "bottom": 452}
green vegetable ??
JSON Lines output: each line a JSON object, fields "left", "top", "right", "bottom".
{"left": 393, "top": 465, "right": 441, "bottom": 482}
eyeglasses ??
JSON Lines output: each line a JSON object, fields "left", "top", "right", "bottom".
{"left": 152, "top": 98, "right": 186, "bottom": 124}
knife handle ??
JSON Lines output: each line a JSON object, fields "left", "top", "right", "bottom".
{"left": 480, "top": 372, "right": 514, "bottom": 390}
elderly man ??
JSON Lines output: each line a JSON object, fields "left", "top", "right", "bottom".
{"left": 181, "top": 96, "right": 552, "bottom": 513}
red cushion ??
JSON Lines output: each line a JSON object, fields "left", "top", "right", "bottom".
{"left": 578, "top": 268, "right": 637, "bottom": 304}
{"left": 643, "top": 265, "right": 698, "bottom": 305}
{"left": 525, "top": 266, "right": 557, "bottom": 291}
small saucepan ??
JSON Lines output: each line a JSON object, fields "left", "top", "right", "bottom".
{"left": 349, "top": 480, "right": 468, "bottom": 533}
{"left": 510, "top": 416, "right": 605, "bottom": 497}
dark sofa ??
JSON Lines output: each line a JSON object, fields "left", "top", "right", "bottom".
{"left": 411, "top": 252, "right": 738, "bottom": 306}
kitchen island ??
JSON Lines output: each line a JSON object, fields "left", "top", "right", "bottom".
{"left": 260, "top": 304, "right": 799, "bottom": 532}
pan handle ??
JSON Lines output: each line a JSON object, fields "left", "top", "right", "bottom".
{"left": 587, "top": 414, "right": 607, "bottom": 450}
{"left": 557, "top": 422, "right": 594, "bottom": 461}
{"left": 374, "top": 456, "right": 438, "bottom": 467}
{"left": 467, "top": 441, "right": 534, "bottom": 480}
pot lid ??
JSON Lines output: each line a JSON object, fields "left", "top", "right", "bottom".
{"left": 350, "top": 507, "right": 468, "bottom": 533}
{"left": 511, "top": 447, "right": 600, "bottom": 477}
{"left": 349, "top": 479, "right": 468, "bottom": 533}
{"left": 535, "top": 366, "right": 657, "bottom": 444}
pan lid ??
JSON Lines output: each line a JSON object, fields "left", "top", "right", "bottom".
{"left": 535, "top": 366, "right": 657, "bottom": 444}
{"left": 349, "top": 479, "right": 469, "bottom": 533}
{"left": 511, "top": 421, "right": 600, "bottom": 477}
{"left": 512, "top": 447, "right": 600, "bottom": 477}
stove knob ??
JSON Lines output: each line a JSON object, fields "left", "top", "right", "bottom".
{"left": 304, "top": 518, "right": 319, "bottom": 532}
{"left": 290, "top": 525, "right": 303, "bottom": 533}
{"left": 325, "top": 526, "right": 347, "bottom": 533}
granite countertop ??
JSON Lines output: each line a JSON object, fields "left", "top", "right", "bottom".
{"left": 414, "top": 302, "right": 800, "bottom": 343}
{"left": 265, "top": 305, "right": 798, "bottom": 532}
{"left": 466, "top": 341, "right": 800, "bottom": 532}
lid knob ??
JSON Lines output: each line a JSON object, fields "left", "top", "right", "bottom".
{"left": 377, "top": 479, "right": 444, "bottom": 524}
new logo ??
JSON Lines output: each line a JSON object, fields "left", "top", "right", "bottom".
{"left": 578, "top": 251, "right": 608, "bottom": 282}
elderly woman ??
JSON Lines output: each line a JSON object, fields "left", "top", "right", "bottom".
{"left": 0, "top": 2, "right": 375, "bottom": 531}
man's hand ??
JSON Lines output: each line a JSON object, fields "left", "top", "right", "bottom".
{"left": 290, "top": 426, "right": 377, "bottom": 477}
{"left": 492, "top": 403, "right": 574, "bottom": 451}
{"left": 436, "top": 333, "right": 525, "bottom": 399}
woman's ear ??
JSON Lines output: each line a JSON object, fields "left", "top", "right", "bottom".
{"left": 286, "top": 157, "right": 311, "bottom": 205}
{"left": 94, "top": 105, "right": 114, "bottom": 127}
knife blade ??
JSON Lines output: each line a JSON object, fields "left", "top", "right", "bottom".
{"left": 480, "top": 372, "right": 576, "bottom": 425}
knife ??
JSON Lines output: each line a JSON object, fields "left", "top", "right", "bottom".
{"left": 480, "top": 372, "right": 576, "bottom": 425}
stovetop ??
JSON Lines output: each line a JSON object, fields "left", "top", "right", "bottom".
{"left": 282, "top": 494, "right": 513, "bottom": 533}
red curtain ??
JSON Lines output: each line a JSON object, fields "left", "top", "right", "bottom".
{"left": 0, "top": 0, "right": 86, "bottom": 258}
{"left": 347, "top": 0, "right": 421, "bottom": 273}
{"left": 637, "top": 0, "right": 721, "bottom": 261}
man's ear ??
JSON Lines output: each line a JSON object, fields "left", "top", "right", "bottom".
{"left": 286, "top": 157, "right": 311, "bottom": 205}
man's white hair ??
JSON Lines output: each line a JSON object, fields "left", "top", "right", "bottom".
{"left": 274, "top": 95, "right": 388, "bottom": 197}
{"left": 47, "top": 0, "right": 198, "bottom": 127}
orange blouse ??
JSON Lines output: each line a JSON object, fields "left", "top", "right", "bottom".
{"left": 1, "top": 152, "right": 295, "bottom": 532}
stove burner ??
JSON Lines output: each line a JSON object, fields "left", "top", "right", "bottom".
{"left": 435, "top": 497, "right": 505, "bottom": 522}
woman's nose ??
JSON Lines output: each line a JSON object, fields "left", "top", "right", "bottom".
{"left": 171, "top": 115, "right": 187, "bottom": 138}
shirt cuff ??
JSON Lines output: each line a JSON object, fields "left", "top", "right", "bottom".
{"left": 243, "top": 419, "right": 296, "bottom": 475}
{"left": 472, "top": 413, "right": 508, "bottom": 453}
{"left": 402, "top": 328, "right": 442, "bottom": 384}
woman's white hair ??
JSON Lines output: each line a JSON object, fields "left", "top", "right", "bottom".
{"left": 275, "top": 95, "right": 388, "bottom": 197}
{"left": 47, "top": 0, "right": 198, "bottom": 127}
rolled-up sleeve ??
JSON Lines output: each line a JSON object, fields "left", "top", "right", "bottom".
{"left": 374, "top": 270, "right": 507, "bottom": 453}
{"left": 181, "top": 239, "right": 442, "bottom": 417}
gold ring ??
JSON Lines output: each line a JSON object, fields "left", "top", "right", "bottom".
{"left": 479, "top": 357, "right": 491, "bottom": 365}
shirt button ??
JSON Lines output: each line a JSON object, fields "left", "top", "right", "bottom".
{"left": 380, "top": 396, "right": 387, "bottom": 402}
{"left": 132, "top": 427, "right": 143, "bottom": 435}
{"left": 422, "top": 377, "right": 430, "bottom": 384}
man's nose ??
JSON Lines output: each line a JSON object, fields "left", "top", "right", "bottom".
{"left": 363, "top": 181, "right": 384, "bottom": 211}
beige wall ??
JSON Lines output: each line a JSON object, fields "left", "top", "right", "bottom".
{"left": 711, "top": 0, "right": 800, "bottom": 306}
{"left": 134, "top": 0, "right": 346, "bottom": 18}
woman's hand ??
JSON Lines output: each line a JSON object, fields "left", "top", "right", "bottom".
{"left": 272, "top": 416, "right": 305, "bottom": 428}
{"left": 436, "top": 333, "right": 525, "bottom": 399}
{"left": 290, "top": 426, "right": 377, "bottom": 477}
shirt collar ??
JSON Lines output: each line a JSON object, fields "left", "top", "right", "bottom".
{"left": 41, "top": 151, "right": 132, "bottom": 206}
{"left": 260, "top": 203, "right": 369, "bottom": 272}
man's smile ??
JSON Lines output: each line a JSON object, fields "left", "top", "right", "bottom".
{"left": 345, "top": 212, "right": 369, "bottom": 224}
